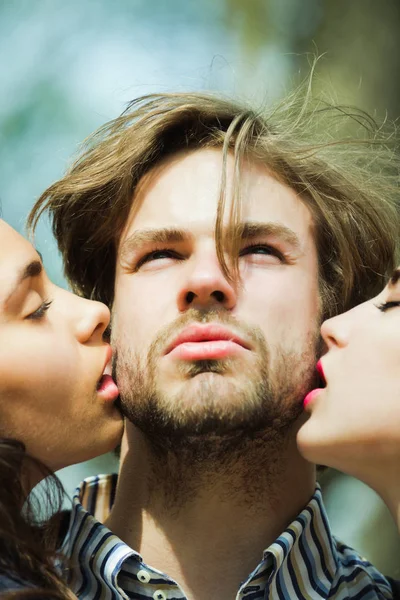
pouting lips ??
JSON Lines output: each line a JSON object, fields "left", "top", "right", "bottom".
{"left": 165, "top": 323, "right": 251, "bottom": 355}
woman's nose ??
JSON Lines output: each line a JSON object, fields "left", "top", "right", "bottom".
{"left": 320, "top": 312, "right": 350, "bottom": 349}
{"left": 73, "top": 295, "right": 111, "bottom": 344}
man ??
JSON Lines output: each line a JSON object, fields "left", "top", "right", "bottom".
{"left": 30, "top": 93, "right": 399, "bottom": 599}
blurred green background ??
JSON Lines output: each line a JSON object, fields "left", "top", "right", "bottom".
{"left": 1, "top": 0, "right": 399, "bottom": 577}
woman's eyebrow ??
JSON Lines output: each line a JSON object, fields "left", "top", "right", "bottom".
{"left": 3, "top": 259, "right": 43, "bottom": 307}
{"left": 389, "top": 268, "right": 400, "bottom": 287}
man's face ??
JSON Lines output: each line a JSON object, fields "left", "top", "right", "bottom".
{"left": 113, "top": 149, "right": 320, "bottom": 442}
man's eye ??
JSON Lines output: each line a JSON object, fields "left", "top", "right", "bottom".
{"left": 376, "top": 300, "right": 400, "bottom": 312}
{"left": 26, "top": 300, "right": 53, "bottom": 320}
{"left": 239, "top": 244, "right": 284, "bottom": 260}
{"left": 135, "top": 249, "right": 181, "bottom": 270}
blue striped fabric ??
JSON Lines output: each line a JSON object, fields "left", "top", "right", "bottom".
{"left": 61, "top": 474, "right": 393, "bottom": 599}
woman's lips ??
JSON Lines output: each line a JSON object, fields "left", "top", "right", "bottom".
{"left": 165, "top": 323, "right": 250, "bottom": 361}
{"left": 97, "top": 344, "right": 119, "bottom": 401}
{"left": 303, "top": 388, "right": 324, "bottom": 409}
{"left": 97, "top": 374, "right": 119, "bottom": 402}
{"left": 303, "top": 360, "right": 327, "bottom": 409}
{"left": 316, "top": 359, "right": 326, "bottom": 383}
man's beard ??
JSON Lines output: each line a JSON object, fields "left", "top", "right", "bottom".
{"left": 114, "top": 308, "right": 319, "bottom": 456}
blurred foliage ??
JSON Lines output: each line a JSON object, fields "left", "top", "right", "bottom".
{"left": 222, "top": 0, "right": 400, "bottom": 120}
{"left": 223, "top": 0, "right": 273, "bottom": 52}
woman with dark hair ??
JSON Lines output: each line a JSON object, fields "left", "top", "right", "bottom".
{"left": 0, "top": 219, "right": 124, "bottom": 598}
{"left": 297, "top": 266, "right": 400, "bottom": 532}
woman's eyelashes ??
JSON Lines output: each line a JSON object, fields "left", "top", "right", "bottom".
{"left": 26, "top": 299, "right": 53, "bottom": 321}
{"left": 376, "top": 300, "right": 400, "bottom": 313}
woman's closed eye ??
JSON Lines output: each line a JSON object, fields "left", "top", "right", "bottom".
{"left": 26, "top": 299, "right": 53, "bottom": 320}
{"left": 376, "top": 300, "right": 400, "bottom": 312}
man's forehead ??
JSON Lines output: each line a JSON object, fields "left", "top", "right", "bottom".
{"left": 125, "top": 149, "right": 227, "bottom": 227}
{"left": 121, "top": 148, "right": 313, "bottom": 246}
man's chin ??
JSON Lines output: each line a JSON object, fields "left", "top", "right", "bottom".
{"left": 160, "top": 368, "right": 244, "bottom": 404}
{"left": 172, "top": 357, "right": 239, "bottom": 378}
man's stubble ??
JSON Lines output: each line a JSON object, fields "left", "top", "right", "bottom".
{"left": 113, "top": 308, "right": 319, "bottom": 509}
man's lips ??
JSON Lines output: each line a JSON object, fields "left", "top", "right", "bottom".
{"left": 165, "top": 323, "right": 251, "bottom": 361}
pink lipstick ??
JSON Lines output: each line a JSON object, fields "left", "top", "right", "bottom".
{"left": 97, "top": 374, "right": 119, "bottom": 402}
{"left": 303, "top": 360, "right": 326, "bottom": 409}
{"left": 96, "top": 345, "right": 119, "bottom": 402}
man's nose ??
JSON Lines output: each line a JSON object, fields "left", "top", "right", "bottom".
{"left": 177, "top": 251, "right": 237, "bottom": 311}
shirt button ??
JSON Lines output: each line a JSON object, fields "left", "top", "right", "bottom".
{"left": 137, "top": 569, "right": 151, "bottom": 583}
{"left": 153, "top": 591, "right": 167, "bottom": 600}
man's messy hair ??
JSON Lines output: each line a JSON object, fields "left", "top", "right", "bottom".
{"left": 28, "top": 77, "right": 400, "bottom": 318}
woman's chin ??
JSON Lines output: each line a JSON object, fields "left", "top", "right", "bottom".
{"left": 297, "top": 420, "right": 357, "bottom": 471}
{"left": 297, "top": 423, "right": 396, "bottom": 492}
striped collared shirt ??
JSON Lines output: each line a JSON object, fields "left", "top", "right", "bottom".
{"left": 61, "top": 474, "right": 393, "bottom": 599}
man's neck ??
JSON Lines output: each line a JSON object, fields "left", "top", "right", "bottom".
{"left": 106, "top": 422, "right": 315, "bottom": 600}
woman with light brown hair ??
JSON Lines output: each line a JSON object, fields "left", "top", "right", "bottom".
{"left": 0, "top": 219, "right": 123, "bottom": 598}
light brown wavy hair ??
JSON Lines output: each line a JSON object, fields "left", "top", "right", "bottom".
{"left": 28, "top": 86, "right": 400, "bottom": 318}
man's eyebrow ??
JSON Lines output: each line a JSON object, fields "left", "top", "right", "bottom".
{"left": 237, "top": 222, "right": 301, "bottom": 250}
{"left": 4, "top": 259, "right": 43, "bottom": 306}
{"left": 120, "top": 222, "right": 301, "bottom": 258}
{"left": 120, "top": 228, "right": 189, "bottom": 257}
{"left": 389, "top": 267, "right": 400, "bottom": 287}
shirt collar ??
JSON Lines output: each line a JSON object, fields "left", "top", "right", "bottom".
{"left": 63, "top": 474, "right": 342, "bottom": 598}
{"left": 62, "top": 474, "right": 139, "bottom": 596}
{"left": 263, "top": 484, "right": 340, "bottom": 598}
